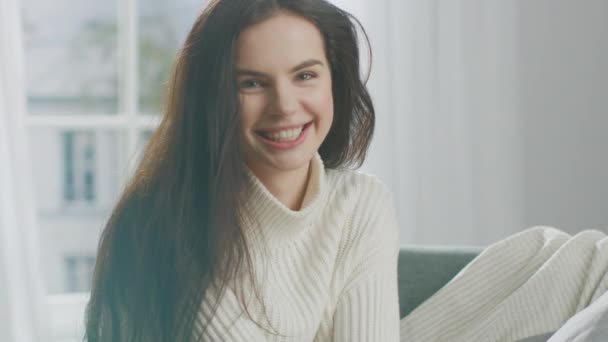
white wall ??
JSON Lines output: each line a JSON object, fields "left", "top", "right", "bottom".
{"left": 339, "top": 0, "right": 607, "bottom": 246}
{"left": 520, "top": 0, "right": 608, "bottom": 235}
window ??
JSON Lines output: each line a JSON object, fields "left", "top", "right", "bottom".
{"left": 21, "top": 0, "right": 205, "bottom": 340}
{"left": 64, "top": 255, "right": 96, "bottom": 292}
{"left": 62, "top": 131, "right": 96, "bottom": 204}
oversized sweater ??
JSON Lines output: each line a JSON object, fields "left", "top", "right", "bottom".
{"left": 195, "top": 153, "right": 401, "bottom": 341}
{"left": 400, "top": 226, "right": 608, "bottom": 342}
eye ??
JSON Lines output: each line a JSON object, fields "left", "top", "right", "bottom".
{"left": 240, "top": 79, "right": 263, "bottom": 89}
{"left": 297, "top": 72, "right": 316, "bottom": 81}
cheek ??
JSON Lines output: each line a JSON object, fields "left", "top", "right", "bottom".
{"left": 314, "top": 85, "right": 334, "bottom": 125}
{"left": 239, "top": 96, "right": 266, "bottom": 131}
{"left": 324, "top": 92, "right": 334, "bottom": 121}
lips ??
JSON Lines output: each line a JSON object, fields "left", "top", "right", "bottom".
{"left": 255, "top": 122, "right": 313, "bottom": 150}
{"left": 256, "top": 122, "right": 312, "bottom": 142}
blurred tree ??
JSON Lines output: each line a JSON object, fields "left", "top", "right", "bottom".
{"left": 70, "top": 19, "right": 118, "bottom": 112}
{"left": 139, "top": 16, "right": 179, "bottom": 114}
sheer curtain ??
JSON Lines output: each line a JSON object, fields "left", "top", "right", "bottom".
{"left": 0, "top": 0, "right": 48, "bottom": 340}
{"left": 335, "top": 0, "right": 524, "bottom": 246}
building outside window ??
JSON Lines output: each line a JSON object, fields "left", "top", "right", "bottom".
{"left": 62, "top": 131, "right": 96, "bottom": 205}
{"left": 64, "top": 255, "right": 96, "bottom": 293}
{"left": 21, "top": 0, "right": 206, "bottom": 340}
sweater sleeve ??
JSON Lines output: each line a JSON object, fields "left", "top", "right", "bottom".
{"left": 332, "top": 261, "right": 400, "bottom": 341}
{"left": 331, "top": 180, "right": 401, "bottom": 341}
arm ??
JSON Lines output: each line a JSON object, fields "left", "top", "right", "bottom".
{"left": 333, "top": 260, "right": 400, "bottom": 341}
{"left": 332, "top": 183, "right": 401, "bottom": 341}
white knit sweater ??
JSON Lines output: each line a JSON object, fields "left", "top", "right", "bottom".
{"left": 399, "top": 226, "right": 608, "bottom": 342}
{"left": 195, "top": 153, "right": 401, "bottom": 341}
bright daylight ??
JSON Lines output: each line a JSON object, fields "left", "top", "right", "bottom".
{"left": 1, "top": 0, "right": 607, "bottom": 341}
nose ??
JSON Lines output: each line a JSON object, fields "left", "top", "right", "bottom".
{"left": 270, "top": 81, "right": 298, "bottom": 117}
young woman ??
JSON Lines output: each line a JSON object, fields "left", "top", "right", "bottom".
{"left": 85, "top": 0, "right": 400, "bottom": 341}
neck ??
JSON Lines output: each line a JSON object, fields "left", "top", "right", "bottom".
{"left": 249, "top": 161, "right": 311, "bottom": 211}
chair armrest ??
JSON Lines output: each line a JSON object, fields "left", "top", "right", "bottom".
{"left": 398, "top": 245, "right": 483, "bottom": 318}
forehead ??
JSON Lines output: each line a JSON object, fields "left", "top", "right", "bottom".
{"left": 235, "top": 11, "right": 327, "bottom": 69}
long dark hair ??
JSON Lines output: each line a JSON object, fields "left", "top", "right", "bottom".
{"left": 84, "top": 0, "right": 375, "bottom": 341}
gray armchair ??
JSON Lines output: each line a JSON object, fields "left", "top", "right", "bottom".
{"left": 397, "top": 245, "right": 483, "bottom": 319}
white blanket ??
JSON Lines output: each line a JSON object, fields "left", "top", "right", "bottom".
{"left": 399, "top": 226, "right": 608, "bottom": 342}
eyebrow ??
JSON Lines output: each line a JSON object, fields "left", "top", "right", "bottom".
{"left": 236, "top": 59, "right": 324, "bottom": 77}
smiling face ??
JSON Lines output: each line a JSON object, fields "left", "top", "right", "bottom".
{"left": 235, "top": 11, "right": 334, "bottom": 180}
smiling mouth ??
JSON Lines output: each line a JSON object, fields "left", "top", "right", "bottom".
{"left": 256, "top": 122, "right": 312, "bottom": 142}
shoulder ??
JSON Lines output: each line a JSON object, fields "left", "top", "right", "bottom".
{"left": 325, "top": 167, "right": 399, "bottom": 254}
{"left": 325, "top": 168, "right": 393, "bottom": 207}
{"left": 324, "top": 169, "right": 400, "bottom": 291}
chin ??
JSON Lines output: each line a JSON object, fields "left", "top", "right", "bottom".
{"left": 265, "top": 151, "right": 314, "bottom": 172}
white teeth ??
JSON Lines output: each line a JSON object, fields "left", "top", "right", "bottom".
{"left": 264, "top": 126, "right": 304, "bottom": 141}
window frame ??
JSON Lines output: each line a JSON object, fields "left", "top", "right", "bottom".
{"left": 23, "top": 0, "right": 159, "bottom": 340}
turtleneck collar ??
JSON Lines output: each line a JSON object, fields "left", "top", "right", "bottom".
{"left": 241, "top": 153, "right": 328, "bottom": 247}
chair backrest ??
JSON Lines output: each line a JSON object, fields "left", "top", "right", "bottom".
{"left": 398, "top": 245, "right": 483, "bottom": 318}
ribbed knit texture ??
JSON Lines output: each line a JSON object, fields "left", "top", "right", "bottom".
{"left": 195, "top": 153, "right": 401, "bottom": 341}
{"left": 400, "top": 226, "right": 608, "bottom": 342}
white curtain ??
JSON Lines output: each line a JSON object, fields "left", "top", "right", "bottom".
{"left": 335, "top": 0, "right": 525, "bottom": 246}
{"left": 0, "top": 0, "right": 48, "bottom": 340}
